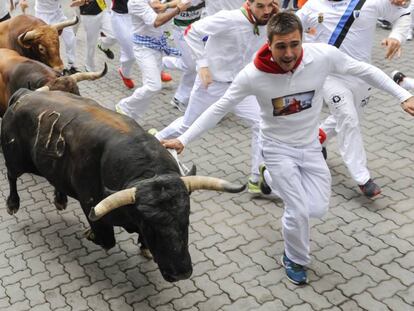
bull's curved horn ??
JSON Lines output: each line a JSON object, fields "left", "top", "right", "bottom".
{"left": 70, "top": 63, "right": 108, "bottom": 82}
{"left": 88, "top": 187, "right": 136, "bottom": 221}
{"left": 180, "top": 176, "right": 246, "bottom": 193}
{"left": 35, "top": 85, "right": 50, "bottom": 92}
{"left": 17, "top": 30, "right": 37, "bottom": 46}
{"left": 52, "top": 16, "right": 79, "bottom": 31}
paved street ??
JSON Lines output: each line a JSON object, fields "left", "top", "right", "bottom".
{"left": 0, "top": 2, "right": 413, "bottom": 311}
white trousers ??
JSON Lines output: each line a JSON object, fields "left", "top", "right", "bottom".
{"left": 118, "top": 46, "right": 163, "bottom": 120}
{"left": 162, "top": 25, "right": 197, "bottom": 105}
{"left": 321, "top": 76, "right": 371, "bottom": 185}
{"left": 111, "top": 11, "right": 135, "bottom": 78}
{"left": 401, "top": 77, "right": 414, "bottom": 90}
{"left": 262, "top": 139, "right": 331, "bottom": 266}
{"left": 156, "top": 75, "right": 263, "bottom": 179}
{"left": 81, "top": 11, "right": 116, "bottom": 72}
{"left": 35, "top": 9, "right": 77, "bottom": 66}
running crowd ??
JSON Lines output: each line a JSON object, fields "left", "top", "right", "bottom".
{"left": 2, "top": 0, "right": 414, "bottom": 286}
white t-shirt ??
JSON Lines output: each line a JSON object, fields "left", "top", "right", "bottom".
{"left": 35, "top": 0, "right": 61, "bottom": 14}
{"left": 128, "top": 0, "right": 164, "bottom": 37}
{"left": 178, "top": 43, "right": 412, "bottom": 147}
{"left": 205, "top": 0, "right": 244, "bottom": 15}
{"left": 297, "top": 0, "right": 410, "bottom": 63}
{"left": 184, "top": 9, "right": 268, "bottom": 82}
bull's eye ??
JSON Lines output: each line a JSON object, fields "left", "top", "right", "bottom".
{"left": 38, "top": 45, "right": 46, "bottom": 54}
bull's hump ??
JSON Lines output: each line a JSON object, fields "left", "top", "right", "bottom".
{"left": 83, "top": 105, "right": 132, "bottom": 134}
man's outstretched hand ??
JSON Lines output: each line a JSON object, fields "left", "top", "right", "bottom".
{"left": 160, "top": 139, "right": 185, "bottom": 154}
{"left": 401, "top": 96, "right": 414, "bottom": 116}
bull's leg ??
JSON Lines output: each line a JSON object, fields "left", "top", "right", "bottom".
{"left": 81, "top": 203, "right": 116, "bottom": 250}
{"left": 6, "top": 174, "right": 20, "bottom": 215}
{"left": 138, "top": 233, "right": 153, "bottom": 259}
{"left": 54, "top": 189, "right": 68, "bottom": 210}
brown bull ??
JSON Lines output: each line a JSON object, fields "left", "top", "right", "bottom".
{"left": 0, "top": 48, "right": 107, "bottom": 116}
{"left": 0, "top": 14, "right": 78, "bottom": 71}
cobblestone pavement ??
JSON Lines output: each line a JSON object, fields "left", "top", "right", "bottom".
{"left": 0, "top": 2, "right": 413, "bottom": 311}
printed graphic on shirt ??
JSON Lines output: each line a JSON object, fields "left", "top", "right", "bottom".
{"left": 272, "top": 90, "right": 315, "bottom": 116}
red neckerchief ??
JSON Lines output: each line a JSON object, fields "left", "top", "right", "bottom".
{"left": 240, "top": 2, "right": 260, "bottom": 35}
{"left": 253, "top": 43, "right": 303, "bottom": 74}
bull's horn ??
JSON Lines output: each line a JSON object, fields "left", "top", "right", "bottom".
{"left": 70, "top": 63, "right": 108, "bottom": 82}
{"left": 88, "top": 187, "right": 136, "bottom": 221}
{"left": 35, "top": 85, "right": 50, "bottom": 92}
{"left": 53, "top": 16, "right": 79, "bottom": 31}
{"left": 17, "top": 30, "right": 37, "bottom": 46}
{"left": 180, "top": 176, "right": 246, "bottom": 193}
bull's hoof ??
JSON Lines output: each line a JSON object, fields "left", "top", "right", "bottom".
{"left": 83, "top": 228, "right": 96, "bottom": 241}
{"left": 83, "top": 229, "right": 115, "bottom": 250}
{"left": 141, "top": 248, "right": 153, "bottom": 259}
{"left": 54, "top": 192, "right": 67, "bottom": 211}
{"left": 6, "top": 198, "right": 19, "bottom": 215}
{"left": 54, "top": 199, "right": 67, "bottom": 211}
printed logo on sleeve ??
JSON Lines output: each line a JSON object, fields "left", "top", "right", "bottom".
{"left": 271, "top": 90, "right": 315, "bottom": 116}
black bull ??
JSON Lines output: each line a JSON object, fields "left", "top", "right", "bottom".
{"left": 1, "top": 89, "right": 245, "bottom": 282}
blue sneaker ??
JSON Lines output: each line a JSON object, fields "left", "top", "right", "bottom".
{"left": 258, "top": 164, "right": 272, "bottom": 195}
{"left": 281, "top": 253, "right": 308, "bottom": 285}
{"left": 359, "top": 179, "right": 381, "bottom": 198}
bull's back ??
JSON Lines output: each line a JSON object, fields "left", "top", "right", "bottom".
{"left": 2, "top": 90, "right": 180, "bottom": 191}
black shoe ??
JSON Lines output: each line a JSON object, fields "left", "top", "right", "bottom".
{"left": 259, "top": 164, "right": 272, "bottom": 195}
{"left": 359, "top": 179, "right": 381, "bottom": 198}
{"left": 377, "top": 19, "right": 392, "bottom": 30}
{"left": 63, "top": 66, "right": 81, "bottom": 75}
{"left": 391, "top": 71, "right": 406, "bottom": 85}
{"left": 98, "top": 44, "right": 114, "bottom": 60}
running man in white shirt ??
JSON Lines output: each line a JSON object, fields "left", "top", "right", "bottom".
{"left": 155, "top": 0, "right": 278, "bottom": 194}
{"left": 162, "top": 0, "right": 205, "bottom": 112}
{"left": 80, "top": 0, "right": 117, "bottom": 72}
{"left": 296, "top": 0, "right": 411, "bottom": 198}
{"left": 115, "top": 0, "right": 191, "bottom": 120}
{"left": 161, "top": 12, "right": 414, "bottom": 285}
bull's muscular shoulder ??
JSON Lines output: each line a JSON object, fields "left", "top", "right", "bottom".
{"left": 16, "top": 91, "right": 138, "bottom": 135}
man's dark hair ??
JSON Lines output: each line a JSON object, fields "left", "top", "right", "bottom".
{"left": 267, "top": 12, "right": 303, "bottom": 43}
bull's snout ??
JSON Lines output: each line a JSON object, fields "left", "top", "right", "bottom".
{"left": 161, "top": 267, "right": 193, "bottom": 282}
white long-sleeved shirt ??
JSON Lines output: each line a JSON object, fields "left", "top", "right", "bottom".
{"left": 178, "top": 43, "right": 412, "bottom": 147}
{"left": 205, "top": 0, "right": 245, "bottom": 15}
{"left": 128, "top": 0, "right": 164, "bottom": 37}
{"left": 184, "top": 9, "right": 267, "bottom": 82}
{"left": 296, "top": 0, "right": 411, "bottom": 63}
{"left": 35, "top": 0, "right": 61, "bottom": 14}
